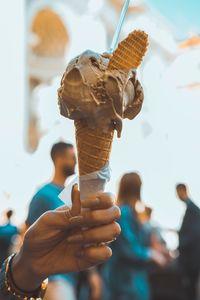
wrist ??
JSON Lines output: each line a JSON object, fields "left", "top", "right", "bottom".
{"left": 12, "top": 250, "right": 45, "bottom": 292}
{"left": 0, "top": 254, "right": 48, "bottom": 299}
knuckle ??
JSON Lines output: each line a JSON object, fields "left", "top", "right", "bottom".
{"left": 42, "top": 211, "right": 53, "bottom": 220}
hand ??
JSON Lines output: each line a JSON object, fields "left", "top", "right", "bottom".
{"left": 151, "top": 234, "right": 170, "bottom": 258}
{"left": 150, "top": 249, "right": 168, "bottom": 268}
{"left": 12, "top": 187, "right": 121, "bottom": 291}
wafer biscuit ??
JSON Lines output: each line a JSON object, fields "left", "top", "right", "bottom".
{"left": 108, "top": 30, "right": 148, "bottom": 70}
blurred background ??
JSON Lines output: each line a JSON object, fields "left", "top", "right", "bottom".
{"left": 1, "top": 0, "right": 200, "bottom": 249}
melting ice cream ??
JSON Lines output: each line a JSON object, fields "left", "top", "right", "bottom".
{"left": 58, "top": 50, "right": 144, "bottom": 137}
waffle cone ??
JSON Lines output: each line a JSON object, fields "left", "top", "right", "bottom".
{"left": 108, "top": 30, "right": 148, "bottom": 71}
{"left": 75, "top": 120, "right": 114, "bottom": 176}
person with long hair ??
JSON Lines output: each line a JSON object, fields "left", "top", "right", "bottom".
{"left": 102, "top": 172, "right": 166, "bottom": 300}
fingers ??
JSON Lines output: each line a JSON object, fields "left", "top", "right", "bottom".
{"left": 41, "top": 210, "right": 84, "bottom": 230}
{"left": 43, "top": 203, "right": 120, "bottom": 231}
{"left": 71, "top": 184, "right": 81, "bottom": 216}
{"left": 67, "top": 222, "right": 121, "bottom": 244}
{"left": 81, "top": 205, "right": 121, "bottom": 227}
{"left": 56, "top": 184, "right": 81, "bottom": 216}
{"left": 42, "top": 192, "right": 120, "bottom": 231}
{"left": 77, "top": 245, "right": 112, "bottom": 270}
{"left": 81, "top": 192, "right": 116, "bottom": 210}
{"left": 56, "top": 191, "right": 117, "bottom": 214}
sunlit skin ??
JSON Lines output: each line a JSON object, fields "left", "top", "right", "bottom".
{"left": 5, "top": 188, "right": 121, "bottom": 295}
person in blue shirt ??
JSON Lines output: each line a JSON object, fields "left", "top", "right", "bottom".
{"left": 26, "top": 142, "right": 77, "bottom": 300}
{"left": 102, "top": 172, "right": 166, "bottom": 300}
{"left": 176, "top": 183, "right": 200, "bottom": 300}
{"left": 0, "top": 210, "right": 18, "bottom": 266}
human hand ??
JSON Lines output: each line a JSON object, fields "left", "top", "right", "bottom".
{"left": 12, "top": 187, "right": 121, "bottom": 291}
{"left": 150, "top": 249, "right": 168, "bottom": 268}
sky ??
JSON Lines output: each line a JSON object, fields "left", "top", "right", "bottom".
{"left": 0, "top": 0, "right": 200, "bottom": 249}
{"left": 147, "top": 0, "right": 200, "bottom": 37}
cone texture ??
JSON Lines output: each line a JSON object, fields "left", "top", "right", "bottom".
{"left": 75, "top": 120, "right": 114, "bottom": 175}
{"left": 108, "top": 30, "right": 148, "bottom": 71}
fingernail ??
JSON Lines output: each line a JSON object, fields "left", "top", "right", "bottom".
{"left": 67, "top": 233, "right": 83, "bottom": 243}
{"left": 72, "top": 183, "right": 78, "bottom": 189}
{"left": 99, "top": 238, "right": 117, "bottom": 246}
{"left": 110, "top": 238, "right": 117, "bottom": 243}
{"left": 110, "top": 238, "right": 117, "bottom": 242}
{"left": 69, "top": 216, "right": 84, "bottom": 226}
{"left": 72, "top": 183, "right": 78, "bottom": 192}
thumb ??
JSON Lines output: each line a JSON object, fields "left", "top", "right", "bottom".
{"left": 71, "top": 184, "right": 81, "bottom": 216}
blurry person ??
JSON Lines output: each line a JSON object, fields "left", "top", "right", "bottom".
{"left": 140, "top": 207, "right": 169, "bottom": 258}
{"left": 26, "top": 142, "right": 76, "bottom": 300}
{"left": 0, "top": 210, "right": 18, "bottom": 266}
{"left": 138, "top": 206, "right": 153, "bottom": 225}
{"left": 176, "top": 183, "right": 200, "bottom": 300}
{"left": 77, "top": 268, "right": 103, "bottom": 300}
{"left": 102, "top": 173, "right": 167, "bottom": 300}
{"left": 0, "top": 190, "right": 121, "bottom": 300}
{"left": 26, "top": 142, "right": 76, "bottom": 225}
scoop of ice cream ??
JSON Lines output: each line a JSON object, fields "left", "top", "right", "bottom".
{"left": 58, "top": 50, "right": 144, "bottom": 137}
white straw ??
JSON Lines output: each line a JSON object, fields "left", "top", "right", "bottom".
{"left": 109, "top": 0, "right": 131, "bottom": 53}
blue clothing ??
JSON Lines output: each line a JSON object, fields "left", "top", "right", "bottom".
{"left": 0, "top": 223, "right": 18, "bottom": 266}
{"left": 26, "top": 182, "right": 75, "bottom": 285}
{"left": 102, "top": 205, "right": 151, "bottom": 300}
{"left": 26, "top": 183, "right": 64, "bottom": 226}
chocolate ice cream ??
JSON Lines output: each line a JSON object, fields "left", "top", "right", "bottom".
{"left": 58, "top": 50, "right": 144, "bottom": 137}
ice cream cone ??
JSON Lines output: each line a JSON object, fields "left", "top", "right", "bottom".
{"left": 75, "top": 120, "right": 114, "bottom": 176}
{"left": 108, "top": 30, "right": 148, "bottom": 71}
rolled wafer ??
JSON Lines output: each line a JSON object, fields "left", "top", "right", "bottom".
{"left": 108, "top": 30, "right": 148, "bottom": 71}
